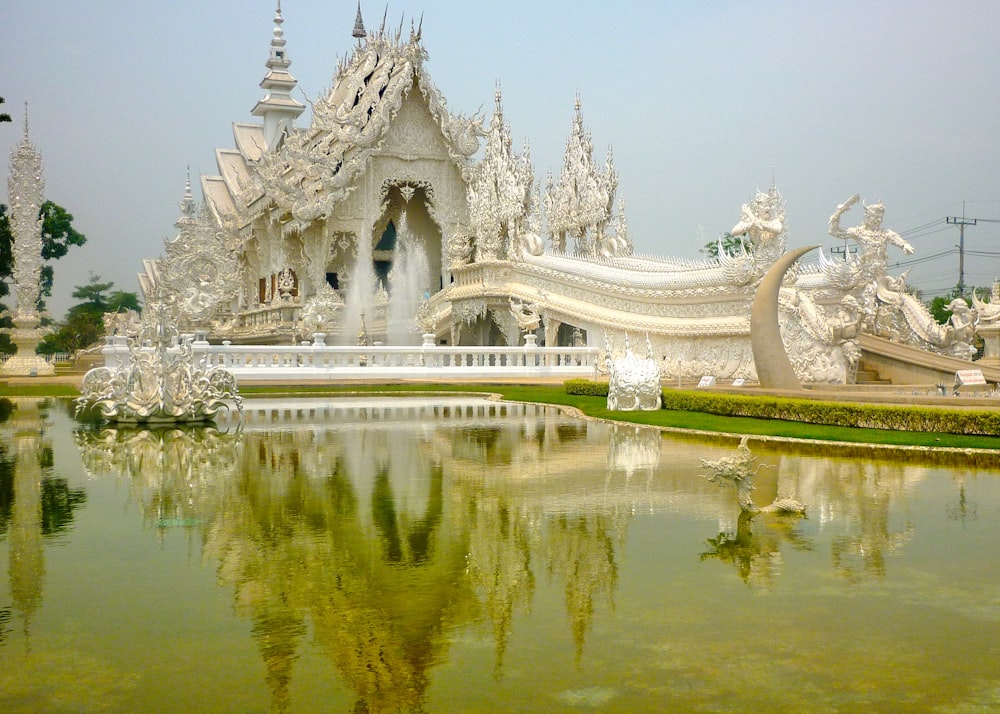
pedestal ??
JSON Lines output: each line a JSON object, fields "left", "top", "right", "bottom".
{"left": 2, "top": 318, "right": 54, "bottom": 377}
{"left": 977, "top": 322, "right": 1000, "bottom": 366}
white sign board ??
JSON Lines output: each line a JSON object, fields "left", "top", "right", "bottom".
{"left": 697, "top": 375, "right": 717, "bottom": 388}
{"left": 954, "top": 369, "right": 987, "bottom": 386}
{"left": 731, "top": 378, "right": 746, "bottom": 387}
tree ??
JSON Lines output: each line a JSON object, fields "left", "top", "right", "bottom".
{"left": 0, "top": 200, "right": 87, "bottom": 304}
{"left": 700, "top": 232, "right": 751, "bottom": 259}
{"left": 0, "top": 97, "right": 10, "bottom": 124}
{"left": 38, "top": 274, "right": 142, "bottom": 355}
{"left": 70, "top": 274, "right": 115, "bottom": 308}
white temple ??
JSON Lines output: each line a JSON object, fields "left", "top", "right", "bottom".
{"left": 137, "top": 4, "right": 987, "bottom": 386}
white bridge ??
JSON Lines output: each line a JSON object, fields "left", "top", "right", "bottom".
{"left": 101, "top": 336, "right": 599, "bottom": 382}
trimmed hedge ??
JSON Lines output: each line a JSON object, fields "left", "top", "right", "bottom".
{"left": 563, "top": 380, "right": 1000, "bottom": 436}
{"left": 661, "top": 389, "right": 1000, "bottom": 437}
{"left": 564, "top": 379, "right": 609, "bottom": 397}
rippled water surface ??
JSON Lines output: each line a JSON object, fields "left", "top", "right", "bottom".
{"left": 1, "top": 396, "right": 998, "bottom": 713}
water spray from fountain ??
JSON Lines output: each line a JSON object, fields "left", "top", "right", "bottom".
{"left": 387, "top": 212, "right": 431, "bottom": 345}
{"left": 340, "top": 231, "right": 378, "bottom": 346}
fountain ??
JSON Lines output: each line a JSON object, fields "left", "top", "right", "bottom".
{"left": 2, "top": 112, "right": 54, "bottom": 376}
{"left": 339, "top": 238, "right": 377, "bottom": 346}
{"left": 386, "top": 213, "right": 431, "bottom": 345}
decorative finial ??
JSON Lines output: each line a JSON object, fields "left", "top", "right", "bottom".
{"left": 22, "top": 101, "right": 29, "bottom": 138}
{"left": 273, "top": 1, "right": 283, "bottom": 34}
{"left": 352, "top": 1, "right": 366, "bottom": 40}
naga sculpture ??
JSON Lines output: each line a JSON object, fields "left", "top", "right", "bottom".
{"left": 700, "top": 436, "right": 806, "bottom": 515}
{"left": 971, "top": 280, "right": 1000, "bottom": 324}
{"left": 874, "top": 273, "right": 978, "bottom": 359}
{"left": 605, "top": 333, "right": 662, "bottom": 411}
{"left": 296, "top": 284, "right": 344, "bottom": 341}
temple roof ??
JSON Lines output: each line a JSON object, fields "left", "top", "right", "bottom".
{"left": 252, "top": 23, "right": 483, "bottom": 229}
{"left": 215, "top": 148, "right": 254, "bottom": 203}
{"left": 202, "top": 175, "right": 238, "bottom": 225}
{"left": 233, "top": 123, "right": 266, "bottom": 162}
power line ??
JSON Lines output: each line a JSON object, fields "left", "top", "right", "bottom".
{"left": 900, "top": 217, "right": 946, "bottom": 236}
{"left": 944, "top": 211, "right": 1000, "bottom": 296}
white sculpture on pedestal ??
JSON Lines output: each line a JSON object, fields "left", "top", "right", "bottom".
{"left": 972, "top": 280, "right": 1000, "bottom": 365}
{"left": 131, "top": 6, "right": 984, "bottom": 385}
{"left": 76, "top": 301, "right": 242, "bottom": 424}
{"left": 605, "top": 334, "right": 661, "bottom": 411}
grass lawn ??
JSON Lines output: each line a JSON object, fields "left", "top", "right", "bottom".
{"left": 5, "top": 380, "right": 998, "bottom": 452}
{"left": 237, "top": 383, "right": 1000, "bottom": 451}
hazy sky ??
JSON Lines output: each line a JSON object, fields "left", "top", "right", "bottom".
{"left": 3, "top": 0, "right": 999, "bottom": 317}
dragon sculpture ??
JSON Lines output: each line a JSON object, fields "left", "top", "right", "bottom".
{"left": 700, "top": 436, "right": 806, "bottom": 515}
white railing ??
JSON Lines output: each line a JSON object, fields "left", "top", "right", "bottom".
{"left": 0, "top": 352, "right": 71, "bottom": 364}
{"left": 101, "top": 336, "right": 598, "bottom": 381}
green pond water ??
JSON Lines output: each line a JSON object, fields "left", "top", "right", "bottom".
{"left": 0, "top": 396, "right": 998, "bottom": 713}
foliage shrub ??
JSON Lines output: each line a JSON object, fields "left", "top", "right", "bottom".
{"left": 660, "top": 389, "right": 1000, "bottom": 436}
{"left": 564, "top": 379, "right": 609, "bottom": 397}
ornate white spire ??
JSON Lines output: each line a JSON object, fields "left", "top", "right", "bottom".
{"left": 467, "top": 83, "right": 534, "bottom": 260}
{"left": 252, "top": 1, "right": 305, "bottom": 151}
{"left": 173, "top": 168, "right": 197, "bottom": 237}
{"left": 352, "top": 1, "right": 366, "bottom": 40}
{"left": 6, "top": 105, "right": 45, "bottom": 319}
{"left": 543, "top": 95, "right": 617, "bottom": 257}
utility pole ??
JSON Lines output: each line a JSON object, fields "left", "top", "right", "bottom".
{"left": 945, "top": 209, "right": 1000, "bottom": 297}
{"left": 945, "top": 215, "right": 976, "bottom": 297}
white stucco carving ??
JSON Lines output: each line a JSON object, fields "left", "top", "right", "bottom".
{"left": 605, "top": 334, "right": 662, "bottom": 411}
{"left": 3, "top": 112, "right": 54, "bottom": 376}
{"left": 136, "top": 8, "right": 981, "bottom": 384}
{"left": 873, "top": 273, "right": 978, "bottom": 359}
{"left": 972, "top": 280, "right": 1000, "bottom": 324}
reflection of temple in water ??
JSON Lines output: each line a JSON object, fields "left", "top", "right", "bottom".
{"left": 72, "top": 397, "right": 955, "bottom": 709}
{"left": 775, "top": 453, "right": 922, "bottom": 581}
{"left": 76, "top": 398, "right": 638, "bottom": 709}
{"left": 698, "top": 446, "right": 928, "bottom": 587}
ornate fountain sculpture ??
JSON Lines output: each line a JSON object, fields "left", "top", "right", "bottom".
{"left": 604, "top": 333, "right": 662, "bottom": 411}
{"left": 2, "top": 113, "right": 54, "bottom": 376}
{"left": 700, "top": 436, "right": 806, "bottom": 515}
{"left": 76, "top": 300, "right": 242, "bottom": 424}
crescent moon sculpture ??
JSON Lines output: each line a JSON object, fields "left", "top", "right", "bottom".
{"left": 750, "top": 245, "right": 818, "bottom": 390}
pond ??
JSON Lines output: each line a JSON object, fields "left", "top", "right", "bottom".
{"left": 0, "top": 396, "right": 998, "bottom": 713}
